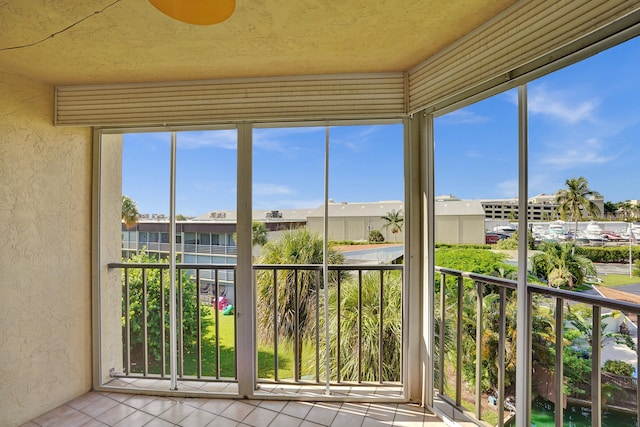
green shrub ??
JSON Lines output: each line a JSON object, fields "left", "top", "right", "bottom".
{"left": 575, "top": 246, "right": 640, "bottom": 263}
{"left": 123, "top": 250, "right": 204, "bottom": 372}
{"left": 634, "top": 259, "right": 640, "bottom": 277}
{"left": 369, "top": 229, "right": 385, "bottom": 243}
{"left": 603, "top": 359, "right": 635, "bottom": 377}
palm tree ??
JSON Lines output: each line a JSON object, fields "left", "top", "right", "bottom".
{"left": 325, "top": 270, "right": 402, "bottom": 382}
{"left": 256, "top": 228, "right": 344, "bottom": 379}
{"left": 122, "top": 195, "right": 140, "bottom": 229}
{"left": 232, "top": 221, "right": 268, "bottom": 248}
{"left": 381, "top": 209, "right": 404, "bottom": 242}
{"left": 555, "top": 177, "right": 601, "bottom": 237}
{"left": 531, "top": 242, "right": 596, "bottom": 290}
{"left": 252, "top": 221, "right": 268, "bottom": 247}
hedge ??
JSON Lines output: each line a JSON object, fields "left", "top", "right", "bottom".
{"left": 574, "top": 245, "right": 640, "bottom": 263}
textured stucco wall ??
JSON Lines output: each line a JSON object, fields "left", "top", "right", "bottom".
{"left": 0, "top": 70, "right": 92, "bottom": 427}
{"left": 99, "top": 134, "right": 124, "bottom": 383}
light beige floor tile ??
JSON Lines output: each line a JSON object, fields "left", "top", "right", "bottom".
{"left": 362, "top": 418, "right": 393, "bottom": 426}
{"left": 112, "top": 410, "right": 155, "bottom": 427}
{"left": 33, "top": 405, "right": 79, "bottom": 426}
{"left": 280, "top": 401, "right": 313, "bottom": 419}
{"left": 304, "top": 405, "right": 338, "bottom": 426}
{"left": 79, "top": 419, "right": 109, "bottom": 426}
{"left": 157, "top": 401, "right": 197, "bottom": 424}
{"left": 178, "top": 408, "right": 217, "bottom": 427}
{"left": 144, "top": 418, "right": 175, "bottom": 427}
{"left": 124, "top": 394, "right": 158, "bottom": 409}
{"left": 257, "top": 400, "right": 287, "bottom": 412}
{"left": 67, "top": 392, "right": 105, "bottom": 410}
{"left": 331, "top": 411, "right": 365, "bottom": 426}
{"left": 179, "top": 397, "right": 209, "bottom": 409}
{"left": 140, "top": 397, "right": 178, "bottom": 416}
{"left": 93, "top": 402, "right": 137, "bottom": 425}
{"left": 101, "top": 392, "right": 134, "bottom": 403}
{"left": 366, "top": 403, "right": 398, "bottom": 421}
{"left": 50, "top": 409, "right": 94, "bottom": 427}
{"left": 269, "top": 413, "right": 303, "bottom": 427}
{"left": 220, "top": 401, "right": 256, "bottom": 422}
{"left": 206, "top": 415, "right": 239, "bottom": 426}
{"left": 79, "top": 395, "right": 121, "bottom": 418}
{"left": 200, "top": 398, "right": 234, "bottom": 415}
{"left": 241, "top": 406, "right": 278, "bottom": 427}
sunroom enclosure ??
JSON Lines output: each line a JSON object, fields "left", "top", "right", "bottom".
{"left": 79, "top": 12, "right": 640, "bottom": 427}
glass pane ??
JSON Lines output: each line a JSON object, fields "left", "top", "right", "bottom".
{"left": 252, "top": 123, "right": 404, "bottom": 387}
{"left": 253, "top": 126, "right": 325, "bottom": 382}
{"left": 121, "top": 132, "right": 171, "bottom": 375}
{"left": 433, "top": 92, "right": 518, "bottom": 425}
{"left": 175, "top": 129, "right": 238, "bottom": 380}
{"left": 528, "top": 35, "right": 640, "bottom": 424}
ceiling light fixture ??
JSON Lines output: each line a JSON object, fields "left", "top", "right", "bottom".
{"left": 149, "top": 0, "right": 235, "bottom": 25}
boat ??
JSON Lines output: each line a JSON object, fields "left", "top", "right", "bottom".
{"left": 583, "top": 221, "right": 607, "bottom": 246}
{"left": 623, "top": 223, "right": 640, "bottom": 243}
{"left": 601, "top": 230, "right": 622, "bottom": 241}
{"left": 545, "top": 221, "right": 568, "bottom": 242}
{"left": 492, "top": 224, "right": 517, "bottom": 235}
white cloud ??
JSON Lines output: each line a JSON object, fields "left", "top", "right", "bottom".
{"left": 527, "top": 84, "right": 598, "bottom": 124}
{"left": 540, "top": 138, "right": 617, "bottom": 168}
{"left": 253, "top": 183, "right": 295, "bottom": 196}
{"left": 253, "top": 127, "right": 324, "bottom": 154}
{"left": 177, "top": 130, "right": 237, "bottom": 149}
{"left": 325, "top": 125, "right": 390, "bottom": 152}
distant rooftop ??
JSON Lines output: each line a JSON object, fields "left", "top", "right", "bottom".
{"left": 189, "top": 201, "right": 405, "bottom": 222}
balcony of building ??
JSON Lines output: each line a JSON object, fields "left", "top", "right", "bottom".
{"left": 4, "top": 2, "right": 640, "bottom": 427}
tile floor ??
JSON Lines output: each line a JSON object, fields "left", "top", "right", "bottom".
{"left": 21, "top": 391, "right": 468, "bottom": 426}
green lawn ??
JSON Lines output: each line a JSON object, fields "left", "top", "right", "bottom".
{"left": 598, "top": 274, "right": 640, "bottom": 288}
{"left": 181, "top": 307, "right": 296, "bottom": 380}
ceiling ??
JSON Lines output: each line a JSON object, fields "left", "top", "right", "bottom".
{"left": 0, "top": 0, "right": 516, "bottom": 86}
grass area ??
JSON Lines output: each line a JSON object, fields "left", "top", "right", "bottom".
{"left": 597, "top": 274, "right": 640, "bottom": 288}
{"left": 181, "top": 307, "right": 295, "bottom": 379}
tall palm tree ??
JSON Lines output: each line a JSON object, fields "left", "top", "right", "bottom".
{"left": 256, "top": 228, "right": 344, "bottom": 379}
{"left": 555, "top": 177, "right": 601, "bottom": 237}
{"left": 122, "top": 195, "right": 140, "bottom": 229}
{"left": 381, "top": 209, "right": 404, "bottom": 242}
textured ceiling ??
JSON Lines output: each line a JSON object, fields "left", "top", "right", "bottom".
{"left": 0, "top": 0, "right": 515, "bottom": 85}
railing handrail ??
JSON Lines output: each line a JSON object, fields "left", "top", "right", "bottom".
{"left": 253, "top": 264, "right": 404, "bottom": 271}
{"left": 435, "top": 265, "right": 640, "bottom": 315}
{"left": 110, "top": 262, "right": 404, "bottom": 271}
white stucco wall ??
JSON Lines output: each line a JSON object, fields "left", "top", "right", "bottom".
{"left": 0, "top": 70, "right": 92, "bottom": 426}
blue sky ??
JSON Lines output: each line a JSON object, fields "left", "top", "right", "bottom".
{"left": 123, "top": 37, "right": 640, "bottom": 216}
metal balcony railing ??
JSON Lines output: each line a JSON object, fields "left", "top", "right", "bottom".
{"left": 252, "top": 264, "right": 403, "bottom": 386}
{"left": 108, "top": 262, "right": 403, "bottom": 389}
{"left": 108, "top": 262, "right": 238, "bottom": 382}
{"left": 435, "top": 266, "right": 640, "bottom": 427}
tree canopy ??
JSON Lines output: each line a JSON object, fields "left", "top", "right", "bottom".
{"left": 555, "top": 177, "right": 601, "bottom": 233}
{"left": 122, "top": 195, "right": 140, "bottom": 229}
{"left": 381, "top": 209, "right": 404, "bottom": 242}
